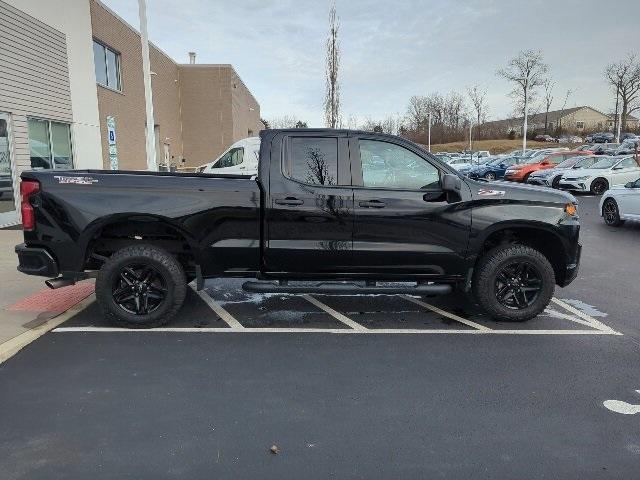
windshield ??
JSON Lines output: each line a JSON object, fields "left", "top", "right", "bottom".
{"left": 556, "top": 157, "right": 585, "bottom": 169}
{"left": 590, "top": 158, "right": 617, "bottom": 169}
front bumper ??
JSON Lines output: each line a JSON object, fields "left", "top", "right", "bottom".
{"left": 15, "top": 243, "right": 59, "bottom": 277}
{"left": 559, "top": 243, "right": 581, "bottom": 287}
{"left": 504, "top": 173, "right": 524, "bottom": 182}
{"left": 527, "top": 176, "right": 550, "bottom": 186}
{"left": 558, "top": 181, "right": 588, "bottom": 191}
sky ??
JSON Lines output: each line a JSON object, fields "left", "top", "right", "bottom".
{"left": 102, "top": 0, "right": 639, "bottom": 127}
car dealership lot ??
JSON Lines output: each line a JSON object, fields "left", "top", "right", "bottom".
{"left": 2, "top": 195, "right": 640, "bottom": 479}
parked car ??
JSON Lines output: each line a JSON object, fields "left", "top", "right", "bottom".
{"left": 15, "top": 129, "right": 581, "bottom": 327}
{"left": 465, "top": 156, "right": 523, "bottom": 181}
{"left": 575, "top": 144, "right": 595, "bottom": 152}
{"left": 527, "top": 155, "right": 598, "bottom": 188}
{"left": 504, "top": 150, "right": 582, "bottom": 183}
{"left": 558, "top": 155, "right": 640, "bottom": 195}
{"left": 599, "top": 176, "right": 640, "bottom": 226}
{"left": 620, "top": 133, "right": 638, "bottom": 141}
{"left": 615, "top": 138, "right": 640, "bottom": 155}
{"left": 590, "top": 143, "right": 620, "bottom": 155}
{"left": 534, "top": 134, "right": 555, "bottom": 142}
{"left": 558, "top": 135, "right": 583, "bottom": 144}
{"left": 196, "top": 137, "right": 260, "bottom": 175}
{"left": 590, "top": 132, "right": 615, "bottom": 143}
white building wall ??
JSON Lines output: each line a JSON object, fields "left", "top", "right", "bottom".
{"left": 5, "top": 0, "right": 102, "bottom": 169}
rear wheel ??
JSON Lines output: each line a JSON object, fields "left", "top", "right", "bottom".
{"left": 602, "top": 198, "right": 624, "bottom": 227}
{"left": 472, "top": 245, "right": 555, "bottom": 322}
{"left": 96, "top": 244, "right": 187, "bottom": 328}
{"left": 590, "top": 178, "right": 608, "bottom": 195}
{"left": 484, "top": 172, "right": 496, "bottom": 181}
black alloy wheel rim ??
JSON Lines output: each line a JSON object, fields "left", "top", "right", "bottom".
{"left": 494, "top": 261, "right": 543, "bottom": 310}
{"left": 112, "top": 263, "right": 168, "bottom": 315}
{"left": 552, "top": 176, "right": 561, "bottom": 188}
{"left": 603, "top": 200, "right": 618, "bottom": 225}
{"left": 593, "top": 181, "right": 606, "bottom": 195}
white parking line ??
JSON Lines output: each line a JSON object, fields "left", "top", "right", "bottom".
{"left": 551, "top": 297, "right": 620, "bottom": 334}
{"left": 302, "top": 294, "right": 368, "bottom": 332}
{"left": 53, "top": 326, "right": 619, "bottom": 335}
{"left": 191, "top": 285, "right": 244, "bottom": 330}
{"left": 400, "top": 295, "right": 491, "bottom": 331}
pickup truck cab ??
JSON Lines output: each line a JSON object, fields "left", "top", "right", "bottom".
{"left": 16, "top": 129, "right": 581, "bottom": 328}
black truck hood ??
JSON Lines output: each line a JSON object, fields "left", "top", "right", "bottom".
{"left": 465, "top": 178, "right": 576, "bottom": 204}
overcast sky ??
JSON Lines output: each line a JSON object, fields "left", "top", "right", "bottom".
{"left": 103, "top": 0, "right": 639, "bottom": 127}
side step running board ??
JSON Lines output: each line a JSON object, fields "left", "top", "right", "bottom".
{"left": 242, "top": 280, "right": 452, "bottom": 296}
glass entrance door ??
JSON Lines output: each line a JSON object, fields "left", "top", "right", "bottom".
{"left": 0, "top": 113, "right": 18, "bottom": 226}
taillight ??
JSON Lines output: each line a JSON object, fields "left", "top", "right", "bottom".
{"left": 20, "top": 180, "right": 40, "bottom": 231}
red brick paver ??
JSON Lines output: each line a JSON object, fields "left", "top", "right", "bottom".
{"left": 7, "top": 282, "right": 95, "bottom": 313}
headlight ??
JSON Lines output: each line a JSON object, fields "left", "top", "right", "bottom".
{"left": 574, "top": 176, "right": 590, "bottom": 180}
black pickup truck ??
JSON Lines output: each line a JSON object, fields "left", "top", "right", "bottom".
{"left": 16, "top": 129, "right": 581, "bottom": 327}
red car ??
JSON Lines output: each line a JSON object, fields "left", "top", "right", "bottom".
{"left": 504, "top": 151, "right": 585, "bottom": 182}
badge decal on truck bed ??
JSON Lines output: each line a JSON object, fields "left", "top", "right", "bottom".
{"left": 477, "top": 189, "right": 505, "bottom": 196}
{"left": 54, "top": 176, "right": 99, "bottom": 185}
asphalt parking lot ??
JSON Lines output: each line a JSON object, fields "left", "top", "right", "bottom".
{"left": 1, "top": 194, "right": 640, "bottom": 479}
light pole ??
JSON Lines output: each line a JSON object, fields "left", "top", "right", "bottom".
{"left": 138, "top": 0, "right": 157, "bottom": 171}
{"left": 427, "top": 112, "right": 431, "bottom": 152}
{"left": 469, "top": 120, "right": 473, "bottom": 152}
{"left": 522, "top": 77, "right": 529, "bottom": 155}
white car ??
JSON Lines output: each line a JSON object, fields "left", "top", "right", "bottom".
{"left": 558, "top": 156, "right": 640, "bottom": 195}
{"left": 197, "top": 137, "right": 260, "bottom": 175}
{"left": 599, "top": 177, "right": 640, "bottom": 226}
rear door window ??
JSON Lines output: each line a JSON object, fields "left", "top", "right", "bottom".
{"left": 289, "top": 137, "right": 338, "bottom": 186}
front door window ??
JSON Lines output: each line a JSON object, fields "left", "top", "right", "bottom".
{"left": 0, "top": 113, "right": 17, "bottom": 226}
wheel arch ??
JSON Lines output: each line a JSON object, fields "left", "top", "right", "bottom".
{"left": 78, "top": 214, "right": 201, "bottom": 275}
{"left": 474, "top": 222, "right": 568, "bottom": 286}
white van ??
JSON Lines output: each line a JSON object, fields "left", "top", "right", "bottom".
{"left": 197, "top": 137, "right": 260, "bottom": 175}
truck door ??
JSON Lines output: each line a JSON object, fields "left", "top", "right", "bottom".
{"left": 350, "top": 135, "right": 470, "bottom": 277}
{"left": 264, "top": 132, "right": 354, "bottom": 273}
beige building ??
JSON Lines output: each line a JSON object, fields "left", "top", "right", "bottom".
{"left": 90, "top": 0, "right": 263, "bottom": 170}
{"left": 0, "top": 0, "right": 262, "bottom": 226}
{"left": 484, "top": 106, "right": 639, "bottom": 137}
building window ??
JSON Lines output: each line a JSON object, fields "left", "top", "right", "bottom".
{"left": 576, "top": 121, "right": 584, "bottom": 129}
{"left": 27, "top": 119, "right": 73, "bottom": 170}
{"left": 93, "top": 40, "right": 121, "bottom": 91}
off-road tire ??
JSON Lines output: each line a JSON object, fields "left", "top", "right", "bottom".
{"left": 96, "top": 244, "right": 187, "bottom": 328}
{"left": 472, "top": 244, "right": 555, "bottom": 322}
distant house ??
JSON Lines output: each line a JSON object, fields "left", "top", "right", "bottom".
{"left": 483, "top": 106, "right": 639, "bottom": 136}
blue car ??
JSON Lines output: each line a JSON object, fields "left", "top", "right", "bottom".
{"left": 465, "top": 156, "right": 522, "bottom": 181}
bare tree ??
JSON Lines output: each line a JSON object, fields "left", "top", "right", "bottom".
{"left": 542, "top": 78, "right": 554, "bottom": 134}
{"left": 467, "top": 85, "right": 488, "bottom": 125}
{"left": 497, "top": 50, "right": 549, "bottom": 143}
{"left": 268, "top": 115, "right": 307, "bottom": 129}
{"left": 324, "top": 3, "right": 340, "bottom": 128}
{"left": 605, "top": 54, "right": 640, "bottom": 131}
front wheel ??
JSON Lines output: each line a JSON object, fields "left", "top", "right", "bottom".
{"left": 472, "top": 245, "right": 555, "bottom": 322}
{"left": 96, "top": 244, "right": 187, "bottom": 328}
{"left": 551, "top": 175, "right": 562, "bottom": 189}
{"left": 590, "top": 178, "right": 609, "bottom": 195}
{"left": 602, "top": 198, "right": 624, "bottom": 227}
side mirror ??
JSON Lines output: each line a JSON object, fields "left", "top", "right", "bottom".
{"left": 442, "top": 173, "right": 462, "bottom": 192}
